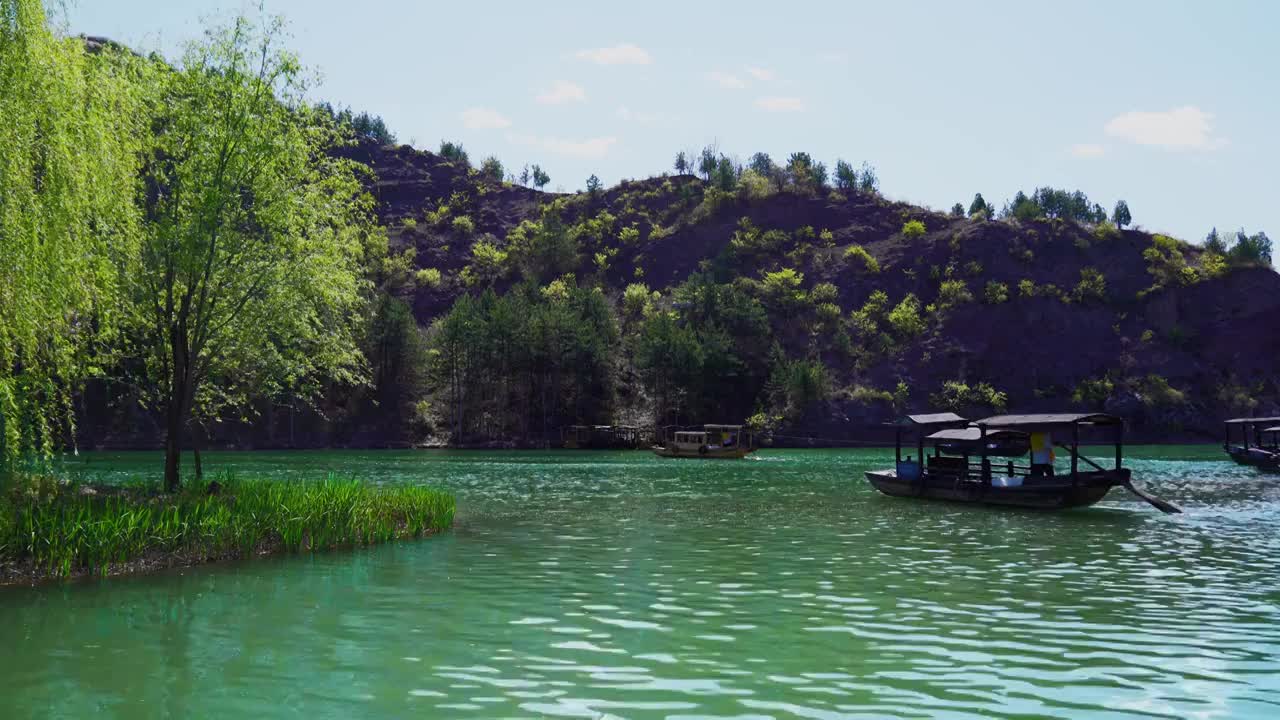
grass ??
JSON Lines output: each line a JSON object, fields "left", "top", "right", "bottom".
{"left": 0, "top": 473, "right": 455, "bottom": 581}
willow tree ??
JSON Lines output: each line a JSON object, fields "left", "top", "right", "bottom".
{"left": 136, "top": 15, "right": 377, "bottom": 490}
{"left": 0, "top": 0, "right": 147, "bottom": 468}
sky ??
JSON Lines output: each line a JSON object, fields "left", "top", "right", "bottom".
{"left": 65, "top": 0, "right": 1279, "bottom": 243}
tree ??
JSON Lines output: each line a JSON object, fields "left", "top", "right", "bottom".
{"left": 698, "top": 146, "right": 718, "bottom": 181}
{"left": 712, "top": 156, "right": 738, "bottom": 191}
{"left": 748, "top": 152, "right": 775, "bottom": 176}
{"left": 786, "top": 152, "right": 815, "bottom": 190}
{"left": 479, "top": 156, "right": 504, "bottom": 183}
{"left": 834, "top": 159, "right": 857, "bottom": 190}
{"left": 951, "top": 203, "right": 965, "bottom": 217}
{"left": 1112, "top": 200, "right": 1132, "bottom": 228}
{"left": 968, "top": 193, "right": 992, "bottom": 219}
{"left": 439, "top": 140, "right": 469, "bottom": 167}
{"left": 518, "top": 164, "right": 531, "bottom": 186}
{"left": 857, "top": 162, "right": 879, "bottom": 193}
{"left": 531, "top": 164, "right": 550, "bottom": 190}
{"left": 585, "top": 174, "right": 602, "bottom": 196}
{"left": 674, "top": 151, "right": 689, "bottom": 175}
{"left": 1205, "top": 227, "right": 1227, "bottom": 255}
{"left": 135, "top": 14, "right": 377, "bottom": 490}
{"left": 1228, "top": 230, "right": 1272, "bottom": 267}
{"left": 0, "top": 0, "right": 148, "bottom": 466}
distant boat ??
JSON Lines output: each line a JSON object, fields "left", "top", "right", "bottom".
{"left": 562, "top": 425, "right": 644, "bottom": 449}
{"left": 865, "top": 412, "right": 1180, "bottom": 513}
{"left": 652, "top": 424, "right": 755, "bottom": 459}
{"left": 1223, "top": 417, "right": 1280, "bottom": 471}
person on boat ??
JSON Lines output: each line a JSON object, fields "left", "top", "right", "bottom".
{"left": 1030, "top": 432, "right": 1055, "bottom": 476}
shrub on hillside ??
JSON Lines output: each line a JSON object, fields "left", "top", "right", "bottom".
{"left": 451, "top": 215, "right": 475, "bottom": 235}
{"left": 843, "top": 245, "right": 880, "bottom": 272}
{"left": 887, "top": 294, "right": 926, "bottom": 340}
{"left": 902, "top": 219, "right": 926, "bottom": 238}
{"left": 983, "top": 281, "right": 1009, "bottom": 304}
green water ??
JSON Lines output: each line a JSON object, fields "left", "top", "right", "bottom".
{"left": 2, "top": 447, "right": 1279, "bottom": 719}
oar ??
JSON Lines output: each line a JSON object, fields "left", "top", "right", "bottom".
{"left": 1122, "top": 480, "right": 1182, "bottom": 514}
{"left": 1056, "top": 443, "right": 1183, "bottom": 514}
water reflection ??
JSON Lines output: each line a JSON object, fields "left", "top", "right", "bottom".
{"left": 1, "top": 448, "right": 1279, "bottom": 718}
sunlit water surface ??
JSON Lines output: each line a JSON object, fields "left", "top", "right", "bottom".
{"left": 2, "top": 447, "right": 1279, "bottom": 719}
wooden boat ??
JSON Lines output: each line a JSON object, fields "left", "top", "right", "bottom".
{"left": 652, "top": 424, "right": 755, "bottom": 459}
{"left": 1223, "top": 417, "right": 1280, "bottom": 471}
{"left": 865, "top": 413, "right": 1180, "bottom": 513}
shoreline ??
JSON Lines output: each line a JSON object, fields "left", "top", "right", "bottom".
{"left": 0, "top": 475, "right": 455, "bottom": 588}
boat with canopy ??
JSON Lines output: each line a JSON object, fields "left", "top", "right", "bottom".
{"left": 1223, "top": 417, "right": 1280, "bottom": 471}
{"left": 652, "top": 425, "right": 755, "bottom": 459}
{"left": 865, "top": 412, "right": 1181, "bottom": 513}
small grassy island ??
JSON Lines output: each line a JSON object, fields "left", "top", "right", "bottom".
{"left": 0, "top": 474, "right": 454, "bottom": 585}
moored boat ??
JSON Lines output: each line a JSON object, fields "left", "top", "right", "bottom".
{"left": 865, "top": 412, "right": 1180, "bottom": 513}
{"left": 1223, "top": 417, "right": 1280, "bottom": 471}
{"left": 652, "top": 424, "right": 755, "bottom": 459}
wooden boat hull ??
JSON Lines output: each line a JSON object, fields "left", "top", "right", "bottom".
{"left": 864, "top": 469, "right": 1120, "bottom": 510}
{"left": 1225, "top": 446, "right": 1280, "bottom": 471}
{"left": 652, "top": 445, "right": 755, "bottom": 459}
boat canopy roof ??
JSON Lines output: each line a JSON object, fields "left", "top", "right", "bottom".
{"left": 896, "top": 412, "right": 968, "bottom": 427}
{"left": 1264, "top": 426, "right": 1280, "bottom": 433}
{"left": 703, "top": 424, "right": 744, "bottom": 430}
{"left": 976, "top": 413, "right": 1122, "bottom": 430}
{"left": 926, "top": 427, "right": 1027, "bottom": 443}
{"left": 1225, "top": 416, "right": 1280, "bottom": 425}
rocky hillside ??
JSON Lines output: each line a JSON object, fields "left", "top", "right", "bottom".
{"left": 350, "top": 141, "right": 1279, "bottom": 443}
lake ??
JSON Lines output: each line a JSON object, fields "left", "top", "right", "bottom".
{"left": 2, "top": 446, "right": 1279, "bottom": 719}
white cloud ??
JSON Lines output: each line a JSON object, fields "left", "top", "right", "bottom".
{"left": 1071, "top": 143, "right": 1105, "bottom": 158}
{"left": 575, "top": 43, "right": 651, "bottom": 65}
{"left": 536, "top": 80, "right": 586, "bottom": 105}
{"left": 508, "top": 132, "right": 618, "bottom": 159}
{"left": 459, "top": 107, "right": 511, "bottom": 130}
{"left": 707, "top": 71, "right": 746, "bottom": 89}
{"left": 1103, "top": 106, "right": 1226, "bottom": 150}
{"left": 755, "top": 96, "right": 806, "bottom": 112}
{"left": 745, "top": 66, "right": 775, "bottom": 81}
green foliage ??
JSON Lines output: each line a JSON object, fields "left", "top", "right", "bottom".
{"left": 622, "top": 283, "right": 654, "bottom": 317}
{"left": 0, "top": 0, "right": 149, "bottom": 465}
{"left": 760, "top": 268, "right": 806, "bottom": 309}
{"left": 416, "top": 267, "right": 443, "bottom": 289}
{"left": 1215, "top": 378, "right": 1261, "bottom": 414}
{"left": 809, "top": 282, "right": 839, "bottom": 306}
{"left": 728, "top": 218, "right": 789, "bottom": 260}
{"left": 930, "top": 381, "right": 1008, "bottom": 413}
{"left": 452, "top": 215, "right": 476, "bottom": 235}
{"left": 506, "top": 210, "right": 579, "bottom": 282}
{"left": 819, "top": 229, "right": 835, "bottom": 246}
{"left": 951, "top": 203, "right": 965, "bottom": 217}
{"left": 0, "top": 473, "right": 453, "bottom": 578}
{"left": 616, "top": 225, "right": 639, "bottom": 245}
{"left": 1141, "top": 234, "right": 1199, "bottom": 294}
{"left": 401, "top": 217, "right": 418, "bottom": 229}
{"left": 531, "top": 164, "right": 550, "bottom": 190}
{"left": 479, "top": 156, "right": 504, "bottom": 182}
{"left": 1072, "top": 376, "right": 1114, "bottom": 408}
{"left": 316, "top": 103, "right": 396, "bottom": 145}
{"left": 1137, "top": 374, "right": 1186, "bottom": 408}
{"left": 834, "top": 159, "right": 857, "bottom": 190}
{"left": 902, "top": 220, "right": 926, "bottom": 238}
{"left": 968, "top": 193, "right": 994, "bottom": 219}
{"left": 1092, "top": 219, "right": 1120, "bottom": 242}
{"left": 842, "top": 245, "right": 880, "bottom": 272}
{"left": 1112, "top": 200, "right": 1131, "bottom": 228}
{"left": 586, "top": 174, "right": 602, "bottom": 195}
{"left": 983, "top": 281, "right": 1009, "bottom": 304}
{"left": 964, "top": 260, "right": 984, "bottom": 276}
{"left": 1073, "top": 267, "right": 1108, "bottom": 303}
{"left": 432, "top": 281, "right": 619, "bottom": 440}
{"left": 438, "top": 140, "right": 470, "bottom": 167}
{"left": 674, "top": 151, "right": 690, "bottom": 175}
{"left": 737, "top": 168, "right": 774, "bottom": 200}
{"left": 1018, "top": 279, "right": 1037, "bottom": 297}
{"left": 468, "top": 240, "right": 509, "bottom": 284}
{"left": 1001, "top": 187, "right": 1107, "bottom": 224}
{"left": 766, "top": 353, "right": 831, "bottom": 417}
{"left": 134, "top": 13, "right": 377, "bottom": 489}
{"left": 935, "top": 279, "right": 974, "bottom": 311}
{"left": 887, "top": 294, "right": 926, "bottom": 340}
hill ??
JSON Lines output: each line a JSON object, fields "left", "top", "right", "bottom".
{"left": 79, "top": 140, "right": 1280, "bottom": 449}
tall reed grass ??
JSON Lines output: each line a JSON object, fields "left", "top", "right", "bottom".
{"left": 0, "top": 473, "right": 455, "bottom": 579}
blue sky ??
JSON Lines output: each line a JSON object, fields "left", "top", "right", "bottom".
{"left": 66, "top": 0, "right": 1277, "bottom": 242}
